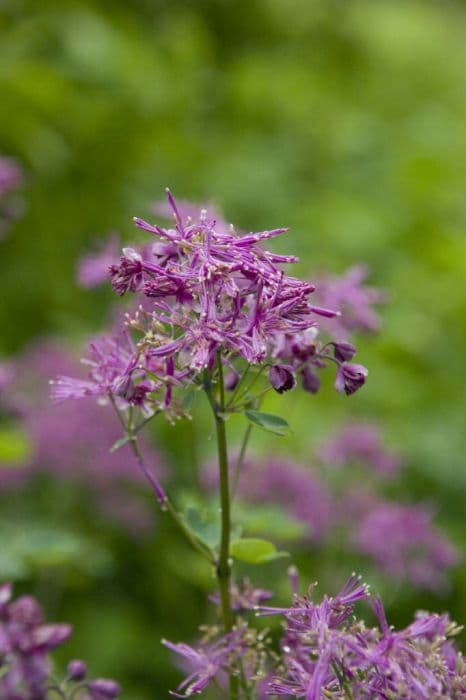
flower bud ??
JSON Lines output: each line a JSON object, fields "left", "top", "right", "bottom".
{"left": 269, "top": 365, "right": 296, "bottom": 394}
{"left": 88, "top": 679, "right": 122, "bottom": 699}
{"left": 301, "top": 368, "right": 320, "bottom": 394}
{"left": 335, "top": 363, "right": 368, "bottom": 395}
{"left": 68, "top": 659, "right": 87, "bottom": 681}
{"left": 332, "top": 341, "right": 356, "bottom": 362}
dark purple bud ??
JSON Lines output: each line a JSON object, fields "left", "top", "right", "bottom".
{"left": 87, "top": 679, "right": 122, "bottom": 699}
{"left": 224, "top": 368, "right": 240, "bottom": 391}
{"left": 335, "top": 362, "right": 368, "bottom": 396}
{"left": 68, "top": 659, "right": 87, "bottom": 681}
{"left": 301, "top": 367, "right": 320, "bottom": 394}
{"left": 268, "top": 365, "right": 296, "bottom": 394}
{"left": 332, "top": 341, "right": 356, "bottom": 362}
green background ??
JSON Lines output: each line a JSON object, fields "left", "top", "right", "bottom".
{"left": 1, "top": 1, "right": 465, "bottom": 697}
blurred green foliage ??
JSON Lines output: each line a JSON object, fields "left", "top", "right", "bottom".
{"left": 1, "top": 0, "right": 466, "bottom": 697}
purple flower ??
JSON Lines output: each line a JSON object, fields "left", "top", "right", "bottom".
{"left": 268, "top": 364, "right": 296, "bottom": 394}
{"left": 353, "top": 502, "right": 459, "bottom": 590}
{"left": 260, "top": 574, "right": 465, "bottom": 698}
{"left": 77, "top": 233, "right": 120, "bottom": 288}
{"left": 163, "top": 626, "right": 248, "bottom": 697}
{"left": 319, "top": 422, "right": 402, "bottom": 477}
{"left": 205, "top": 456, "right": 334, "bottom": 543}
{"left": 335, "top": 362, "right": 368, "bottom": 395}
{"left": 4, "top": 341, "right": 164, "bottom": 534}
{"left": 314, "top": 265, "right": 386, "bottom": 338}
{"left": 209, "top": 578, "right": 273, "bottom": 611}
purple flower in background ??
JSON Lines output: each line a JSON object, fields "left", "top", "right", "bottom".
{"left": 320, "top": 422, "right": 402, "bottom": 477}
{"left": 205, "top": 456, "right": 334, "bottom": 543}
{"left": 77, "top": 233, "right": 120, "bottom": 288}
{"left": 0, "top": 156, "right": 24, "bottom": 238}
{"left": 209, "top": 578, "right": 273, "bottom": 611}
{"left": 315, "top": 265, "right": 386, "bottom": 338}
{"left": 2, "top": 341, "right": 164, "bottom": 534}
{"left": 354, "top": 502, "right": 459, "bottom": 590}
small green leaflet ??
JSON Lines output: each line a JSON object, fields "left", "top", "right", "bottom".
{"left": 230, "top": 537, "right": 289, "bottom": 564}
{"left": 244, "top": 410, "right": 290, "bottom": 436}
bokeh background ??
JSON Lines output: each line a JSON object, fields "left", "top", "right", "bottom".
{"left": 1, "top": 1, "right": 466, "bottom": 697}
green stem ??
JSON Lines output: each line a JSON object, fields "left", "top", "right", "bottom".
{"left": 207, "top": 355, "right": 238, "bottom": 699}
{"left": 232, "top": 423, "right": 253, "bottom": 498}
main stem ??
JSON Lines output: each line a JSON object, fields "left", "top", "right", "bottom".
{"left": 213, "top": 354, "right": 238, "bottom": 699}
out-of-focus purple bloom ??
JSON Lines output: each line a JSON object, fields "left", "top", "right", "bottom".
{"left": 0, "top": 156, "right": 24, "bottom": 238}
{"left": 0, "top": 582, "right": 71, "bottom": 697}
{"left": 205, "top": 456, "right": 334, "bottom": 543}
{"left": 2, "top": 342, "right": 164, "bottom": 534}
{"left": 354, "top": 502, "right": 459, "bottom": 590}
{"left": 87, "top": 679, "right": 122, "bottom": 699}
{"left": 260, "top": 574, "right": 465, "bottom": 699}
{"left": 77, "top": 233, "right": 120, "bottom": 288}
{"left": 335, "top": 362, "right": 368, "bottom": 395}
{"left": 0, "top": 584, "right": 122, "bottom": 698}
{"left": 320, "top": 422, "right": 402, "bottom": 477}
{"left": 315, "top": 265, "right": 386, "bottom": 338}
{"left": 209, "top": 578, "right": 273, "bottom": 611}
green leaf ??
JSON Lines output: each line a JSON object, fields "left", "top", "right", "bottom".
{"left": 110, "top": 436, "right": 131, "bottom": 452}
{"left": 182, "top": 505, "right": 221, "bottom": 549}
{"left": 244, "top": 410, "right": 290, "bottom": 436}
{"left": 231, "top": 537, "right": 289, "bottom": 564}
{"left": 235, "top": 503, "right": 307, "bottom": 542}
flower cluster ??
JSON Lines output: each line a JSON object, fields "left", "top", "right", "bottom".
{"left": 0, "top": 156, "right": 24, "bottom": 239}
{"left": 164, "top": 574, "right": 465, "bottom": 699}
{"left": 0, "top": 583, "right": 121, "bottom": 699}
{"left": 259, "top": 574, "right": 466, "bottom": 699}
{"left": 56, "top": 190, "right": 369, "bottom": 418}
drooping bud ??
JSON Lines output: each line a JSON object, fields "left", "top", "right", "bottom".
{"left": 332, "top": 341, "right": 356, "bottom": 362}
{"left": 301, "top": 367, "right": 321, "bottom": 394}
{"left": 335, "top": 363, "right": 368, "bottom": 396}
{"left": 67, "top": 659, "right": 87, "bottom": 681}
{"left": 269, "top": 365, "right": 296, "bottom": 394}
{"left": 87, "top": 679, "right": 122, "bottom": 699}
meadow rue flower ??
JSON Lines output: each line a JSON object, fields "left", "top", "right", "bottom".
{"left": 54, "top": 191, "right": 371, "bottom": 413}
{"left": 354, "top": 502, "right": 459, "bottom": 590}
{"left": 163, "top": 626, "right": 249, "bottom": 698}
{"left": 0, "top": 583, "right": 121, "bottom": 699}
{"left": 258, "top": 575, "right": 465, "bottom": 699}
